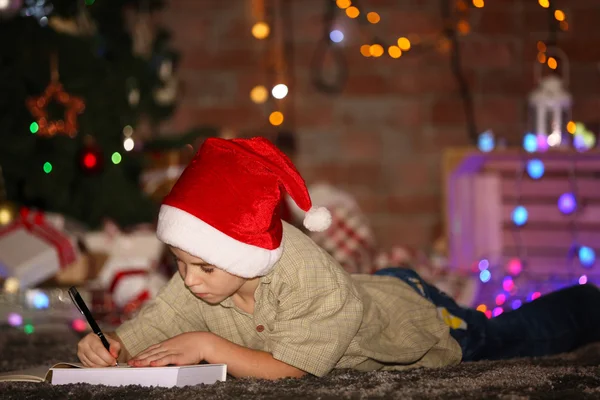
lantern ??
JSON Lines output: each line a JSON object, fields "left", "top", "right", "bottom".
{"left": 527, "top": 48, "right": 572, "bottom": 149}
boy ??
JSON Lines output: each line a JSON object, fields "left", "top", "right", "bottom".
{"left": 78, "top": 137, "right": 600, "bottom": 379}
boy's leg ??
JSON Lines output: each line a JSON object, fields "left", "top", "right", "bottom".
{"left": 376, "top": 267, "right": 600, "bottom": 362}
{"left": 474, "top": 283, "right": 600, "bottom": 361}
{"left": 375, "top": 267, "right": 489, "bottom": 361}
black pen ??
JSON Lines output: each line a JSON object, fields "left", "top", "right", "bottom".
{"left": 68, "top": 286, "right": 118, "bottom": 366}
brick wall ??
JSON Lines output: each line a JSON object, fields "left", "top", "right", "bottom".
{"left": 157, "top": 0, "right": 600, "bottom": 249}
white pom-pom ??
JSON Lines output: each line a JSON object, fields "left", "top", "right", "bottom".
{"left": 303, "top": 206, "right": 332, "bottom": 232}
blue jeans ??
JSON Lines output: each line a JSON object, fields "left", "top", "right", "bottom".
{"left": 375, "top": 267, "right": 600, "bottom": 361}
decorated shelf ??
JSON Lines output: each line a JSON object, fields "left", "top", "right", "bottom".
{"left": 443, "top": 147, "right": 600, "bottom": 312}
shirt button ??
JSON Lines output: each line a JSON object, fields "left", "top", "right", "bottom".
{"left": 256, "top": 324, "right": 265, "bottom": 332}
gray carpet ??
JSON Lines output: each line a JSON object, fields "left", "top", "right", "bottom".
{"left": 1, "top": 328, "right": 600, "bottom": 399}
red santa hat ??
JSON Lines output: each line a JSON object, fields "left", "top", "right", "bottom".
{"left": 156, "top": 137, "right": 332, "bottom": 278}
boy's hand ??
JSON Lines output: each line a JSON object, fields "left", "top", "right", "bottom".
{"left": 77, "top": 332, "right": 121, "bottom": 367}
{"left": 128, "top": 332, "right": 210, "bottom": 367}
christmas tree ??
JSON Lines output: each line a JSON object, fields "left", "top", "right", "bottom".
{"left": 0, "top": 0, "right": 178, "bottom": 228}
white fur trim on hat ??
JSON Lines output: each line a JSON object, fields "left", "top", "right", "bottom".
{"left": 303, "top": 206, "right": 332, "bottom": 232}
{"left": 157, "top": 205, "right": 283, "bottom": 278}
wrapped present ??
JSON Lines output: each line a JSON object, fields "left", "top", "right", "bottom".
{"left": 42, "top": 251, "right": 108, "bottom": 287}
{"left": 0, "top": 209, "right": 78, "bottom": 289}
{"left": 109, "top": 267, "right": 168, "bottom": 309}
{"left": 84, "top": 221, "right": 166, "bottom": 309}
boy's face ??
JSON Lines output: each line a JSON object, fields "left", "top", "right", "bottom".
{"left": 169, "top": 246, "right": 248, "bottom": 305}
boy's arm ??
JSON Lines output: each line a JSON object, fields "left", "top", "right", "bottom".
{"left": 204, "top": 334, "right": 306, "bottom": 379}
{"left": 114, "top": 273, "right": 207, "bottom": 358}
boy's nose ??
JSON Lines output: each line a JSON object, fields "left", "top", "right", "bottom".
{"left": 184, "top": 269, "right": 203, "bottom": 287}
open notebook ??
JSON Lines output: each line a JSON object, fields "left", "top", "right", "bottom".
{"left": 0, "top": 362, "right": 227, "bottom": 387}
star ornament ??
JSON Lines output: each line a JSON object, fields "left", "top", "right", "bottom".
{"left": 26, "top": 82, "right": 85, "bottom": 138}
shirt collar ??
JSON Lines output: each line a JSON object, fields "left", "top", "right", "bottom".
{"left": 218, "top": 267, "right": 275, "bottom": 308}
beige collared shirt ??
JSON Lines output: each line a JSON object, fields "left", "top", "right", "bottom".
{"left": 115, "top": 222, "right": 461, "bottom": 376}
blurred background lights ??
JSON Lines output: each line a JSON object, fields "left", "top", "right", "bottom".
{"left": 8, "top": 312, "right": 23, "bottom": 327}
{"left": 388, "top": 46, "right": 401, "bottom": 59}
{"left": 492, "top": 307, "right": 503, "bottom": 317}
{"left": 24, "top": 324, "right": 34, "bottom": 334}
{"left": 511, "top": 299, "right": 522, "bottom": 310}
{"left": 478, "top": 259, "right": 489, "bottom": 271}
{"left": 512, "top": 206, "right": 528, "bottom": 226}
{"left": 111, "top": 152, "right": 122, "bottom": 165}
{"left": 557, "top": 192, "right": 576, "bottom": 215}
{"left": 360, "top": 44, "right": 371, "bottom": 57}
{"left": 329, "top": 30, "right": 344, "bottom": 43}
{"left": 502, "top": 276, "right": 515, "bottom": 291}
{"left": 547, "top": 131, "right": 561, "bottom": 146}
{"left": 397, "top": 37, "right": 411, "bottom": 50}
{"left": 578, "top": 246, "right": 595, "bottom": 268}
{"left": 369, "top": 44, "right": 384, "bottom": 57}
{"left": 346, "top": 6, "right": 359, "bottom": 18}
{"left": 526, "top": 159, "right": 544, "bottom": 179}
{"left": 30, "top": 122, "right": 39, "bottom": 134}
{"left": 43, "top": 162, "right": 52, "bottom": 174}
{"left": 251, "top": 22, "right": 270, "bottom": 39}
{"left": 30, "top": 290, "right": 50, "bottom": 309}
{"left": 536, "top": 134, "right": 549, "bottom": 152}
{"left": 269, "top": 111, "right": 284, "bottom": 126}
{"left": 336, "top": 0, "right": 351, "bottom": 8}
{"left": 366, "top": 12, "right": 380, "bottom": 23}
{"left": 123, "top": 137, "right": 135, "bottom": 152}
{"left": 122, "top": 125, "right": 133, "bottom": 137}
{"left": 523, "top": 133, "right": 537, "bottom": 152}
{"left": 72, "top": 318, "right": 88, "bottom": 332}
{"left": 4, "top": 277, "right": 19, "bottom": 293}
{"left": 495, "top": 293, "right": 506, "bottom": 306}
{"left": 579, "top": 275, "right": 588, "bottom": 285}
{"left": 528, "top": 291, "right": 541, "bottom": 301}
{"left": 507, "top": 258, "right": 522, "bottom": 276}
{"left": 272, "top": 84, "right": 288, "bottom": 99}
{"left": 250, "top": 85, "right": 268, "bottom": 104}
{"left": 479, "top": 269, "right": 491, "bottom": 283}
{"left": 477, "top": 130, "right": 494, "bottom": 152}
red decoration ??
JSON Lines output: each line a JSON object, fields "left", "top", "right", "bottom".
{"left": 0, "top": 208, "right": 77, "bottom": 268}
{"left": 79, "top": 137, "right": 103, "bottom": 174}
{"left": 26, "top": 81, "right": 85, "bottom": 138}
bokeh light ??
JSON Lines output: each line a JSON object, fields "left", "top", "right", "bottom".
{"left": 7, "top": 312, "right": 23, "bottom": 327}
{"left": 72, "top": 319, "right": 88, "bottom": 333}
{"left": 578, "top": 246, "right": 596, "bottom": 268}
{"left": 477, "top": 131, "right": 494, "bottom": 152}
{"left": 557, "top": 192, "right": 576, "bottom": 215}
{"left": 507, "top": 258, "right": 522, "bottom": 276}
{"left": 330, "top": 30, "right": 344, "bottom": 43}
{"left": 526, "top": 159, "right": 544, "bottom": 179}
{"left": 367, "top": 12, "right": 380, "bottom": 24}
{"left": 272, "top": 84, "right": 288, "bottom": 100}
{"left": 502, "top": 276, "right": 515, "bottom": 291}
{"left": 512, "top": 206, "right": 528, "bottom": 226}
{"left": 523, "top": 133, "right": 537, "bottom": 152}
{"left": 251, "top": 22, "right": 270, "bottom": 39}
{"left": 250, "top": 85, "right": 268, "bottom": 104}
{"left": 480, "top": 269, "right": 491, "bottom": 283}
{"left": 269, "top": 111, "right": 284, "bottom": 126}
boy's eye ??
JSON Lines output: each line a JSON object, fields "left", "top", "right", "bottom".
{"left": 201, "top": 266, "right": 214, "bottom": 274}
